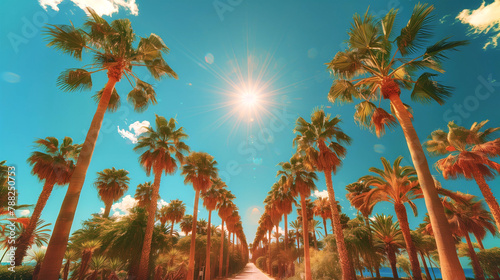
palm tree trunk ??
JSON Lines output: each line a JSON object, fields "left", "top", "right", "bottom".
{"left": 300, "top": 195, "right": 312, "bottom": 280}
{"left": 420, "top": 252, "right": 432, "bottom": 280}
{"left": 78, "top": 250, "right": 93, "bottom": 280}
{"left": 103, "top": 202, "right": 112, "bottom": 218}
{"left": 63, "top": 260, "right": 70, "bottom": 280}
{"left": 218, "top": 219, "right": 225, "bottom": 277}
{"left": 226, "top": 229, "right": 231, "bottom": 276}
{"left": 14, "top": 180, "right": 55, "bottom": 266}
{"left": 322, "top": 217, "right": 328, "bottom": 237}
{"left": 394, "top": 203, "right": 422, "bottom": 280}
{"left": 284, "top": 214, "right": 288, "bottom": 252}
{"left": 386, "top": 246, "right": 399, "bottom": 280}
{"left": 268, "top": 230, "right": 272, "bottom": 275}
{"left": 38, "top": 76, "right": 118, "bottom": 279}
{"left": 205, "top": 210, "right": 212, "bottom": 280}
{"left": 137, "top": 171, "right": 162, "bottom": 280}
{"left": 390, "top": 95, "right": 465, "bottom": 280}
{"left": 473, "top": 171, "right": 500, "bottom": 233}
{"left": 170, "top": 221, "right": 175, "bottom": 237}
{"left": 323, "top": 171, "right": 356, "bottom": 280}
{"left": 187, "top": 189, "right": 201, "bottom": 280}
{"left": 364, "top": 214, "right": 380, "bottom": 278}
{"left": 463, "top": 228, "right": 485, "bottom": 280}
{"left": 313, "top": 229, "right": 318, "bottom": 250}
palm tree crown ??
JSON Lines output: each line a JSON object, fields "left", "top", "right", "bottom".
{"left": 94, "top": 167, "right": 130, "bottom": 218}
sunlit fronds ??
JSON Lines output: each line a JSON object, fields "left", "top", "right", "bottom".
{"left": 354, "top": 101, "right": 377, "bottom": 128}
{"left": 44, "top": 24, "right": 87, "bottom": 60}
{"left": 328, "top": 80, "right": 360, "bottom": 103}
{"left": 144, "top": 58, "right": 178, "bottom": 80}
{"left": 127, "top": 79, "right": 157, "bottom": 112}
{"left": 411, "top": 72, "right": 452, "bottom": 105}
{"left": 425, "top": 38, "right": 469, "bottom": 61}
{"left": 326, "top": 50, "right": 365, "bottom": 78}
{"left": 93, "top": 88, "right": 120, "bottom": 112}
{"left": 396, "top": 3, "right": 434, "bottom": 55}
{"left": 57, "top": 68, "right": 92, "bottom": 92}
{"left": 371, "top": 108, "right": 397, "bottom": 138}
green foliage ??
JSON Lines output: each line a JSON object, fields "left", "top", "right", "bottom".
{"left": 477, "top": 247, "right": 500, "bottom": 279}
{"left": 291, "top": 249, "right": 342, "bottom": 280}
{"left": 0, "top": 266, "right": 34, "bottom": 280}
{"left": 256, "top": 256, "right": 267, "bottom": 271}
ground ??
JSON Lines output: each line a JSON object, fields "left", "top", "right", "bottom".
{"left": 226, "top": 263, "right": 273, "bottom": 280}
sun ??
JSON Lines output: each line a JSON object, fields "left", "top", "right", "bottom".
{"left": 241, "top": 91, "right": 259, "bottom": 107}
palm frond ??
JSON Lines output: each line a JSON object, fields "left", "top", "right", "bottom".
{"left": 411, "top": 72, "right": 452, "bottom": 105}
{"left": 328, "top": 80, "right": 360, "bottom": 103}
{"left": 44, "top": 24, "right": 87, "bottom": 60}
{"left": 57, "top": 68, "right": 92, "bottom": 92}
{"left": 127, "top": 79, "right": 157, "bottom": 112}
{"left": 396, "top": 3, "right": 434, "bottom": 56}
{"left": 92, "top": 88, "right": 120, "bottom": 112}
{"left": 425, "top": 38, "right": 469, "bottom": 61}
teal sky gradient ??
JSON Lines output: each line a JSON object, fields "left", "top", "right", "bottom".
{"left": 1, "top": 0, "right": 499, "bottom": 268}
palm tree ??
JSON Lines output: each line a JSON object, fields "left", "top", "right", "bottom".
{"left": 181, "top": 152, "right": 219, "bottom": 280}
{"left": 201, "top": 178, "right": 226, "bottom": 280}
{"left": 412, "top": 230, "right": 436, "bottom": 280}
{"left": 77, "top": 240, "right": 101, "bottom": 280}
{"left": 289, "top": 219, "right": 302, "bottom": 256}
{"left": 164, "top": 199, "right": 186, "bottom": 235}
{"left": 28, "top": 249, "right": 46, "bottom": 280}
{"left": 441, "top": 193, "right": 497, "bottom": 280}
{"left": 62, "top": 249, "right": 77, "bottom": 280}
{"left": 326, "top": 4, "right": 469, "bottom": 278}
{"left": 135, "top": 182, "right": 154, "bottom": 208}
{"left": 94, "top": 167, "right": 130, "bottom": 218}
{"left": 425, "top": 120, "right": 500, "bottom": 232}
{"left": 40, "top": 8, "right": 178, "bottom": 278}
{"left": 87, "top": 255, "right": 107, "bottom": 280}
{"left": 14, "top": 137, "right": 80, "bottom": 266}
{"left": 313, "top": 197, "right": 331, "bottom": 236}
{"left": 134, "top": 115, "right": 189, "bottom": 279}
{"left": 277, "top": 154, "right": 318, "bottom": 280}
{"left": 180, "top": 215, "right": 194, "bottom": 236}
{"left": 355, "top": 156, "right": 423, "bottom": 279}
{"left": 371, "top": 214, "right": 405, "bottom": 279}
{"left": 157, "top": 205, "right": 170, "bottom": 229}
{"left": 293, "top": 109, "right": 355, "bottom": 279}
{"left": 217, "top": 190, "right": 236, "bottom": 277}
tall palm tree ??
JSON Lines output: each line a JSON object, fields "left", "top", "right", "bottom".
{"left": 425, "top": 120, "right": 500, "bottom": 232}
{"left": 326, "top": 4, "right": 469, "bottom": 278}
{"left": 217, "top": 190, "right": 236, "bottom": 277}
{"left": 313, "top": 197, "right": 331, "bottom": 236}
{"left": 28, "top": 249, "right": 46, "bottom": 280}
{"left": 201, "top": 178, "right": 226, "bottom": 280}
{"left": 293, "top": 109, "right": 355, "bottom": 279}
{"left": 40, "top": 8, "right": 178, "bottom": 278}
{"left": 441, "top": 193, "right": 497, "bottom": 280}
{"left": 77, "top": 240, "right": 101, "bottom": 280}
{"left": 277, "top": 154, "right": 318, "bottom": 280}
{"left": 371, "top": 214, "right": 405, "bottom": 280}
{"left": 134, "top": 115, "right": 189, "bottom": 279}
{"left": 355, "top": 156, "right": 423, "bottom": 279}
{"left": 411, "top": 230, "right": 436, "bottom": 280}
{"left": 94, "top": 167, "right": 130, "bottom": 218}
{"left": 62, "top": 249, "right": 77, "bottom": 280}
{"left": 289, "top": 219, "right": 302, "bottom": 256}
{"left": 135, "top": 182, "right": 154, "bottom": 208}
{"left": 181, "top": 152, "right": 219, "bottom": 280}
{"left": 157, "top": 205, "right": 170, "bottom": 229}
{"left": 15, "top": 137, "right": 80, "bottom": 266}
{"left": 164, "top": 199, "right": 186, "bottom": 236}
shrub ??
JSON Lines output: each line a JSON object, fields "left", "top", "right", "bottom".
{"left": 0, "top": 266, "right": 34, "bottom": 280}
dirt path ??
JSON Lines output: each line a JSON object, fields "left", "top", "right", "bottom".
{"left": 226, "top": 263, "right": 274, "bottom": 280}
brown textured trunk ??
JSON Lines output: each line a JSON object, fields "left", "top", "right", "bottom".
{"left": 226, "top": 228, "right": 231, "bottom": 276}
{"left": 187, "top": 189, "right": 201, "bottom": 280}
{"left": 38, "top": 76, "right": 118, "bottom": 279}
{"left": 390, "top": 94, "right": 465, "bottom": 280}
{"left": 15, "top": 180, "right": 55, "bottom": 266}
{"left": 103, "top": 201, "right": 112, "bottom": 218}
{"left": 394, "top": 202, "right": 422, "bottom": 280}
{"left": 62, "top": 260, "right": 70, "bottom": 280}
{"left": 78, "top": 250, "right": 93, "bottom": 280}
{"left": 324, "top": 170, "right": 356, "bottom": 280}
{"left": 284, "top": 214, "right": 288, "bottom": 251}
{"left": 313, "top": 228, "right": 318, "bottom": 250}
{"left": 386, "top": 245, "right": 399, "bottom": 280}
{"left": 322, "top": 217, "right": 328, "bottom": 237}
{"left": 420, "top": 252, "right": 432, "bottom": 280}
{"left": 473, "top": 171, "right": 500, "bottom": 233}
{"left": 205, "top": 210, "right": 212, "bottom": 280}
{"left": 218, "top": 220, "right": 225, "bottom": 277}
{"left": 300, "top": 195, "right": 312, "bottom": 280}
{"left": 365, "top": 214, "right": 380, "bottom": 278}
{"left": 268, "top": 230, "right": 272, "bottom": 275}
{"left": 137, "top": 171, "right": 162, "bottom": 280}
{"left": 463, "top": 227, "right": 485, "bottom": 280}
{"left": 170, "top": 221, "right": 174, "bottom": 237}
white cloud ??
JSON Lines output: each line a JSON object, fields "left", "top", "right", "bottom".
{"left": 19, "top": 210, "right": 30, "bottom": 216}
{"left": 157, "top": 199, "right": 169, "bottom": 209}
{"left": 39, "top": 0, "right": 138, "bottom": 16}
{"left": 313, "top": 190, "right": 328, "bottom": 199}
{"left": 457, "top": 1, "right": 500, "bottom": 49}
{"left": 110, "top": 194, "right": 137, "bottom": 217}
{"left": 117, "top": 120, "right": 150, "bottom": 144}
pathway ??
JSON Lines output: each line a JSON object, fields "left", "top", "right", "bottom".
{"left": 226, "top": 263, "right": 274, "bottom": 280}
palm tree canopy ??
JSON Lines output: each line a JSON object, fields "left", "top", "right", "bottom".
{"left": 277, "top": 154, "right": 318, "bottom": 197}
{"left": 94, "top": 167, "right": 130, "bottom": 204}
{"left": 134, "top": 115, "right": 190, "bottom": 176}
{"left": 370, "top": 214, "right": 405, "bottom": 251}
{"left": 425, "top": 120, "right": 500, "bottom": 180}
{"left": 134, "top": 182, "right": 155, "bottom": 208}
{"left": 355, "top": 156, "right": 422, "bottom": 216}
{"left": 181, "top": 152, "right": 219, "bottom": 192}
{"left": 27, "top": 136, "right": 81, "bottom": 185}
{"left": 313, "top": 197, "right": 332, "bottom": 220}
{"left": 202, "top": 179, "right": 227, "bottom": 212}
{"left": 165, "top": 199, "right": 186, "bottom": 224}
{"left": 293, "top": 108, "right": 351, "bottom": 173}
{"left": 326, "top": 4, "right": 468, "bottom": 137}
{"left": 44, "top": 7, "right": 178, "bottom": 112}
{"left": 180, "top": 215, "right": 194, "bottom": 235}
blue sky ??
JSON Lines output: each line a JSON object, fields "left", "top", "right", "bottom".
{"left": 1, "top": 0, "right": 500, "bottom": 267}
